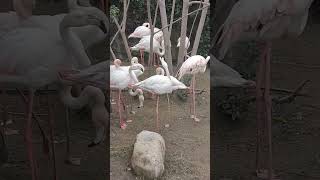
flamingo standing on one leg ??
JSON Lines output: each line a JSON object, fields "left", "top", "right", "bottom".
{"left": 212, "top": 0, "right": 314, "bottom": 178}
{"left": 177, "top": 36, "right": 190, "bottom": 61}
{"left": 176, "top": 55, "right": 210, "bottom": 122}
{"left": 110, "top": 59, "right": 144, "bottom": 129}
{"left": 132, "top": 57, "right": 188, "bottom": 132}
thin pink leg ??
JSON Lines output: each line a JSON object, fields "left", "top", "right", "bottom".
{"left": 189, "top": 79, "right": 193, "bottom": 115}
{"left": 47, "top": 96, "right": 57, "bottom": 180}
{"left": 118, "top": 90, "right": 126, "bottom": 129}
{"left": 265, "top": 42, "right": 273, "bottom": 180}
{"left": 156, "top": 95, "right": 159, "bottom": 132}
{"left": 192, "top": 76, "right": 199, "bottom": 122}
{"left": 25, "top": 90, "right": 38, "bottom": 180}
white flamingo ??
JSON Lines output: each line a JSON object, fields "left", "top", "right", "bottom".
{"left": 0, "top": 0, "right": 108, "bottom": 50}
{"left": 132, "top": 57, "right": 187, "bottom": 131}
{"left": 176, "top": 55, "right": 210, "bottom": 122}
{"left": 130, "top": 35, "right": 165, "bottom": 66}
{"left": 142, "top": 22, "right": 163, "bottom": 43}
{"left": 0, "top": 10, "right": 108, "bottom": 180}
{"left": 213, "top": 0, "right": 314, "bottom": 178}
{"left": 110, "top": 59, "right": 145, "bottom": 129}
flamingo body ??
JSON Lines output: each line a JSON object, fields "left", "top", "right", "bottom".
{"left": 177, "top": 55, "right": 210, "bottom": 80}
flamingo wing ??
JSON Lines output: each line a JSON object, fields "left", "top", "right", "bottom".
{"left": 213, "top": 0, "right": 314, "bottom": 59}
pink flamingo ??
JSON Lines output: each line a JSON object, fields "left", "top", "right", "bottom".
{"left": 132, "top": 58, "right": 187, "bottom": 132}
{"left": 130, "top": 35, "right": 165, "bottom": 66}
{"left": 110, "top": 59, "right": 144, "bottom": 129}
{"left": 142, "top": 22, "right": 163, "bottom": 43}
{"left": 213, "top": 0, "right": 314, "bottom": 178}
{"left": 176, "top": 55, "right": 210, "bottom": 122}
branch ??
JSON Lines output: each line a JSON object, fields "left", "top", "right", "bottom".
{"left": 189, "top": 1, "right": 210, "bottom": 6}
{"left": 188, "top": 0, "right": 201, "bottom": 39}
{"left": 113, "top": 16, "right": 132, "bottom": 60}
{"left": 177, "top": 0, "right": 189, "bottom": 69}
{"left": 154, "top": 4, "right": 210, "bottom": 35}
{"left": 110, "top": 47, "right": 116, "bottom": 60}
{"left": 147, "top": 0, "right": 154, "bottom": 66}
{"left": 274, "top": 80, "right": 310, "bottom": 104}
{"left": 168, "top": 0, "right": 176, "bottom": 37}
{"left": 191, "top": 0, "right": 209, "bottom": 55}
{"left": 110, "top": 1, "right": 130, "bottom": 46}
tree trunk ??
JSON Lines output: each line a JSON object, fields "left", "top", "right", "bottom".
{"left": 147, "top": 0, "right": 154, "bottom": 65}
{"left": 177, "top": 0, "right": 189, "bottom": 69}
{"left": 158, "top": 0, "right": 173, "bottom": 73}
{"left": 191, "top": 0, "right": 209, "bottom": 56}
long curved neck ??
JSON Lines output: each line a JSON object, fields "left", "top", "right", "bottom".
{"left": 60, "top": 18, "right": 91, "bottom": 69}
{"left": 129, "top": 67, "right": 139, "bottom": 83}
{"left": 163, "top": 65, "right": 170, "bottom": 78}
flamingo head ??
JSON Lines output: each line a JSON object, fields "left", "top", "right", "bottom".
{"left": 200, "top": 56, "right": 210, "bottom": 73}
{"left": 114, "top": 59, "right": 122, "bottom": 67}
{"left": 142, "top": 22, "right": 150, "bottom": 28}
{"left": 155, "top": 67, "right": 165, "bottom": 75}
{"left": 129, "top": 26, "right": 150, "bottom": 38}
{"left": 131, "top": 57, "right": 139, "bottom": 64}
{"left": 130, "top": 63, "right": 145, "bottom": 73}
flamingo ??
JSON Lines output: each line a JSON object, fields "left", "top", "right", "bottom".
{"left": 177, "top": 36, "right": 191, "bottom": 61}
{"left": 212, "top": 0, "right": 314, "bottom": 178}
{"left": 0, "top": 0, "right": 108, "bottom": 50}
{"left": 130, "top": 35, "right": 165, "bottom": 66}
{"left": 142, "top": 22, "right": 164, "bottom": 43}
{"left": 110, "top": 59, "right": 145, "bottom": 129}
{"left": 132, "top": 57, "right": 188, "bottom": 131}
{"left": 176, "top": 55, "right": 210, "bottom": 122}
{"left": 0, "top": 10, "right": 108, "bottom": 180}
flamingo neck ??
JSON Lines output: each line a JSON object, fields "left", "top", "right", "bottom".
{"left": 60, "top": 21, "right": 91, "bottom": 69}
{"left": 129, "top": 67, "right": 139, "bottom": 83}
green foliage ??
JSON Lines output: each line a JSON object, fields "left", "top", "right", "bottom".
{"left": 110, "top": 5, "right": 120, "bottom": 20}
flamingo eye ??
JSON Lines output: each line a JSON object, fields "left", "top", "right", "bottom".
{"left": 189, "top": 68, "right": 193, "bottom": 72}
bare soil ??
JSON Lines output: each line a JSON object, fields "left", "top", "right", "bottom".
{"left": 110, "top": 68, "right": 210, "bottom": 180}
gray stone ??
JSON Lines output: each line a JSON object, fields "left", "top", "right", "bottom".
{"left": 131, "top": 130, "right": 166, "bottom": 179}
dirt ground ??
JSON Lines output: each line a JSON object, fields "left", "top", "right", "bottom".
{"left": 110, "top": 67, "right": 210, "bottom": 180}
{"left": 213, "top": 23, "right": 320, "bottom": 179}
{"left": 0, "top": 92, "right": 107, "bottom": 180}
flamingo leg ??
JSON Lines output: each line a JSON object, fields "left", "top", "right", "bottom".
{"left": 47, "top": 96, "right": 57, "bottom": 180}
{"left": 256, "top": 42, "right": 273, "bottom": 180}
{"left": 64, "top": 106, "right": 71, "bottom": 162}
{"left": 265, "top": 42, "right": 273, "bottom": 180}
{"left": 192, "top": 75, "right": 199, "bottom": 122}
{"left": 189, "top": 78, "right": 193, "bottom": 115}
{"left": 156, "top": 95, "right": 160, "bottom": 132}
{"left": 25, "top": 89, "right": 38, "bottom": 180}
{"left": 118, "top": 90, "right": 126, "bottom": 129}
{"left": 167, "top": 94, "right": 171, "bottom": 123}
{"left": 120, "top": 93, "right": 127, "bottom": 121}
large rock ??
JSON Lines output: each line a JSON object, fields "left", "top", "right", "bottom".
{"left": 131, "top": 130, "right": 166, "bottom": 179}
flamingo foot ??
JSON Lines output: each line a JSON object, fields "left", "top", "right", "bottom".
{"left": 120, "top": 122, "right": 127, "bottom": 129}
{"left": 190, "top": 115, "right": 200, "bottom": 122}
